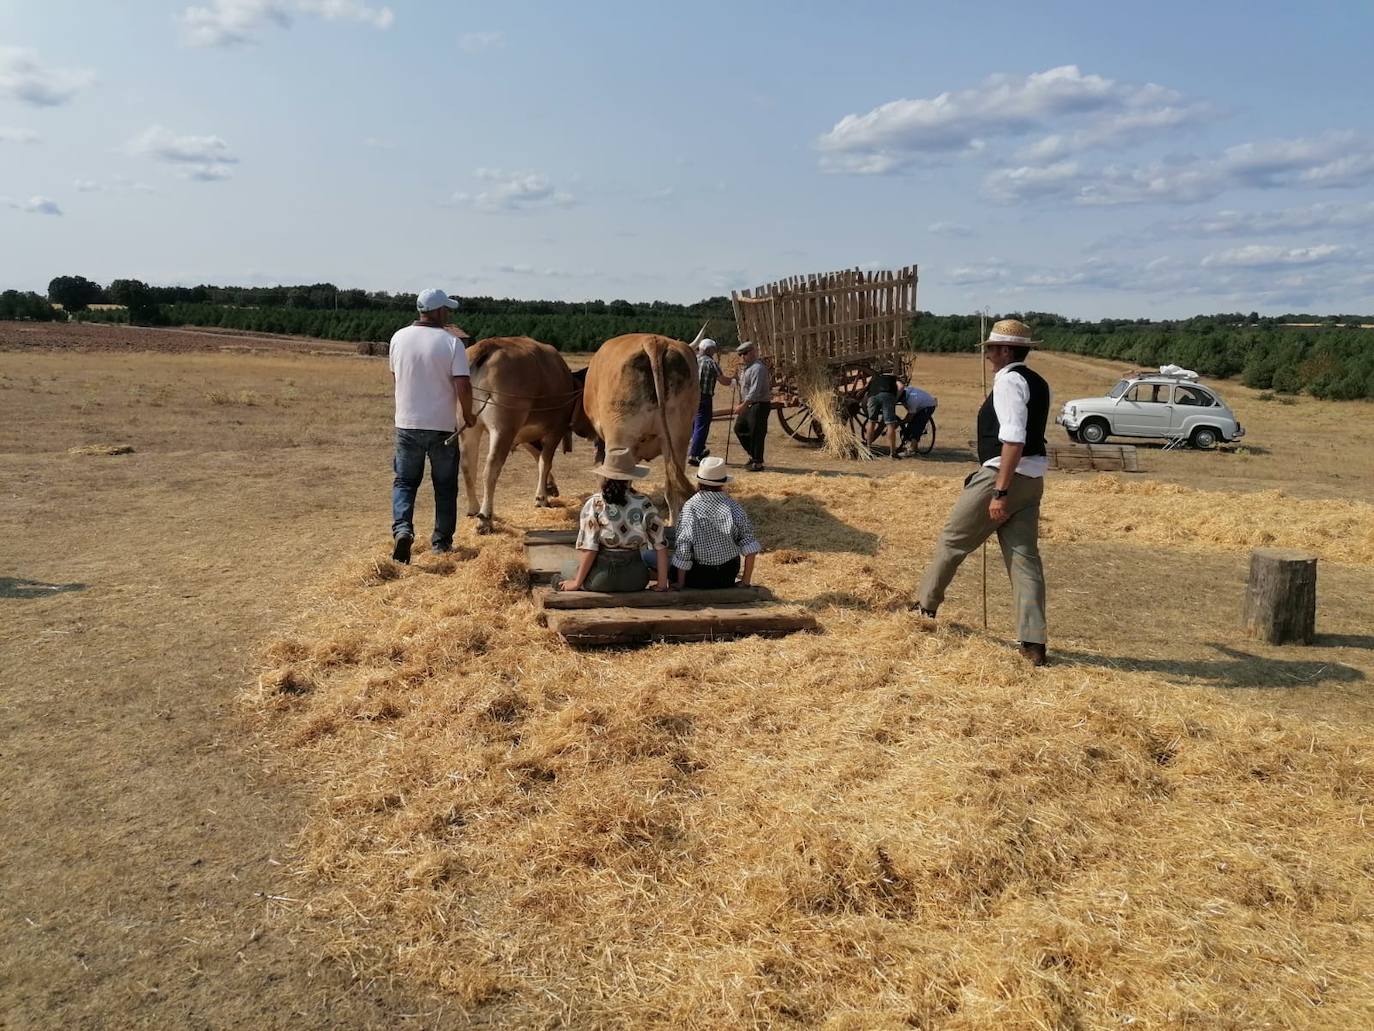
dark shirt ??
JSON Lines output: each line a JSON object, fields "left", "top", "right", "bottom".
{"left": 866, "top": 373, "right": 899, "bottom": 398}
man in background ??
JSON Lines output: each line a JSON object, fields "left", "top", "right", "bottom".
{"left": 688, "top": 337, "right": 732, "bottom": 467}
{"left": 899, "top": 381, "right": 938, "bottom": 455}
{"left": 388, "top": 288, "right": 475, "bottom": 563}
{"left": 863, "top": 366, "right": 903, "bottom": 459}
{"left": 732, "top": 340, "right": 771, "bottom": 472}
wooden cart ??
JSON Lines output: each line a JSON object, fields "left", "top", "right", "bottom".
{"left": 731, "top": 266, "right": 920, "bottom": 448}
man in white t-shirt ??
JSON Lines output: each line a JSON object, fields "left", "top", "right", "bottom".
{"left": 388, "top": 288, "right": 475, "bottom": 563}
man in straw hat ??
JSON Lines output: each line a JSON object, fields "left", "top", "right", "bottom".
{"left": 688, "top": 338, "right": 733, "bottom": 467}
{"left": 732, "top": 340, "right": 771, "bottom": 472}
{"left": 914, "top": 318, "right": 1052, "bottom": 665}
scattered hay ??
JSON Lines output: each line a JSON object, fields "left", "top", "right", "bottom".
{"left": 245, "top": 475, "right": 1374, "bottom": 1027}
{"left": 794, "top": 364, "right": 873, "bottom": 461}
{"left": 66, "top": 443, "right": 133, "bottom": 456}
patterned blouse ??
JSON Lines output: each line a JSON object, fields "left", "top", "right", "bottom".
{"left": 576, "top": 491, "right": 668, "bottom": 552}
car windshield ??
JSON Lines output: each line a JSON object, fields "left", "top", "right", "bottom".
{"left": 1108, "top": 379, "right": 1129, "bottom": 399}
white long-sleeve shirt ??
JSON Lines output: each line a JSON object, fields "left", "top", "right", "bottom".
{"left": 981, "top": 362, "right": 1048, "bottom": 478}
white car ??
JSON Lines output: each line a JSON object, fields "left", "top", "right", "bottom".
{"left": 1057, "top": 371, "right": 1245, "bottom": 449}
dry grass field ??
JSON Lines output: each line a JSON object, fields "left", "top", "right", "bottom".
{"left": 3, "top": 322, "right": 1373, "bottom": 1028}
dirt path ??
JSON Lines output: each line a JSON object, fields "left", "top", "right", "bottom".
{"left": 0, "top": 353, "right": 448, "bottom": 1027}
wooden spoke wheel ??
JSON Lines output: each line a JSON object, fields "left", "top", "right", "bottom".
{"left": 775, "top": 390, "right": 826, "bottom": 445}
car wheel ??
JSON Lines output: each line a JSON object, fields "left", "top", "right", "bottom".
{"left": 1190, "top": 426, "right": 1220, "bottom": 450}
{"left": 1079, "top": 419, "right": 1109, "bottom": 444}
{"left": 1065, "top": 428, "right": 1080, "bottom": 443}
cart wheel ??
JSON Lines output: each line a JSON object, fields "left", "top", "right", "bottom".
{"left": 917, "top": 416, "right": 937, "bottom": 455}
{"left": 776, "top": 399, "right": 825, "bottom": 445}
{"left": 837, "top": 363, "right": 876, "bottom": 445}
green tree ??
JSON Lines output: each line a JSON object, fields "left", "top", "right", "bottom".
{"left": 107, "top": 278, "right": 162, "bottom": 325}
{"left": 47, "top": 275, "right": 104, "bottom": 312}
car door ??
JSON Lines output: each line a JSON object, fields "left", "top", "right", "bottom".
{"left": 1169, "top": 383, "right": 1210, "bottom": 434}
{"left": 1114, "top": 382, "right": 1172, "bottom": 437}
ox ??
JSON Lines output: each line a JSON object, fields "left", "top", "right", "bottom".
{"left": 575, "top": 333, "right": 700, "bottom": 521}
{"left": 458, "top": 336, "right": 579, "bottom": 534}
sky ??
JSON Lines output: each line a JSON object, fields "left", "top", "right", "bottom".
{"left": 2, "top": 0, "right": 1373, "bottom": 318}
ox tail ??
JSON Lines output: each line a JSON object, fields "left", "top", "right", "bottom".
{"left": 644, "top": 340, "right": 688, "bottom": 520}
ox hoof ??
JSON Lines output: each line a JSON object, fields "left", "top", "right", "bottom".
{"left": 546, "top": 484, "right": 560, "bottom": 498}
{"left": 475, "top": 518, "right": 494, "bottom": 536}
{"left": 534, "top": 498, "right": 551, "bottom": 509}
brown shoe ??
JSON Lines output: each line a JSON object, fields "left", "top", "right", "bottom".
{"left": 1019, "top": 642, "right": 1047, "bottom": 667}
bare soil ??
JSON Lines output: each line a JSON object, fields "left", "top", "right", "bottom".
{"left": 2, "top": 323, "right": 1372, "bottom": 1027}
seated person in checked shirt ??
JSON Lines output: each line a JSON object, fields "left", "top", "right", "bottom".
{"left": 558, "top": 448, "right": 670, "bottom": 593}
{"left": 671, "top": 457, "right": 763, "bottom": 589}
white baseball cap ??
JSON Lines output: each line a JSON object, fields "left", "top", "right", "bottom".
{"left": 698, "top": 337, "right": 717, "bottom": 352}
{"left": 416, "top": 288, "right": 460, "bottom": 313}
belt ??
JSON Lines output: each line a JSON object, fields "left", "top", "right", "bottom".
{"left": 598, "top": 548, "right": 643, "bottom": 561}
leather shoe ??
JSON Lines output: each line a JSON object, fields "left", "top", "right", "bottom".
{"left": 1019, "top": 642, "right": 1048, "bottom": 667}
{"left": 392, "top": 533, "right": 413, "bottom": 564}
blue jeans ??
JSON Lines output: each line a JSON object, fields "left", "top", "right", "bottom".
{"left": 689, "top": 394, "right": 714, "bottom": 458}
{"left": 391, "top": 428, "right": 459, "bottom": 550}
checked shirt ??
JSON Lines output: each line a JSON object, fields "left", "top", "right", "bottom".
{"left": 671, "top": 491, "right": 763, "bottom": 570}
{"left": 699, "top": 354, "right": 721, "bottom": 398}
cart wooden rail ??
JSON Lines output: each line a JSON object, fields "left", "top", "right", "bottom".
{"left": 731, "top": 266, "right": 919, "bottom": 447}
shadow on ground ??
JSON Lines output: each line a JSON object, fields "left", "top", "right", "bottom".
{"left": 1, "top": 576, "right": 88, "bottom": 600}
{"left": 740, "top": 493, "right": 881, "bottom": 555}
{"left": 1057, "top": 642, "right": 1364, "bottom": 689}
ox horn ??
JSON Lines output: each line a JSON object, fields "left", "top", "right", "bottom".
{"left": 689, "top": 321, "right": 709, "bottom": 348}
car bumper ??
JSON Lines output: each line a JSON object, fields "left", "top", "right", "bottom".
{"left": 1230, "top": 424, "right": 1245, "bottom": 440}
{"left": 1056, "top": 414, "right": 1081, "bottom": 431}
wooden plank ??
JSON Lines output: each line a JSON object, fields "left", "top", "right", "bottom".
{"left": 547, "top": 605, "right": 819, "bottom": 646}
{"left": 524, "top": 529, "right": 578, "bottom": 544}
{"left": 526, "top": 542, "right": 575, "bottom": 581}
{"left": 1047, "top": 443, "right": 1141, "bottom": 473}
{"left": 536, "top": 585, "right": 777, "bottom": 610}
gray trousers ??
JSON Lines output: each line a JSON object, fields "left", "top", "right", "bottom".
{"left": 917, "top": 466, "right": 1047, "bottom": 644}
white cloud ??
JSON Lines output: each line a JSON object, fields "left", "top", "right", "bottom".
{"left": 452, "top": 169, "right": 575, "bottom": 212}
{"left": 0, "top": 48, "right": 95, "bottom": 107}
{"left": 128, "top": 125, "right": 239, "bottom": 181}
{"left": 459, "top": 31, "right": 503, "bottom": 52}
{"left": 4, "top": 195, "right": 63, "bottom": 215}
{"left": 927, "top": 220, "right": 975, "bottom": 238}
{"left": 1163, "top": 200, "right": 1374, "bottom": 237}
{"left": 984, "top": 132, "right": 1374, "bottom": 206}
{"left": 0, "top": 127, "right": 40, "bottom": 144}
{"left": 493, "top": 262, "right": 596, "bottom": 279}
{"left": 362, "top": 136, "right": 395, "bottom": 149}
{"left": 179, "top": 0, "right": 392, "bottom": 47}
{"left": 818, "top": 65, "right": 1202, "bottom": 174}
{"left": 297, "top": 0, "right": 393, "bottom": 28}
{"left": 1200, "top": 244, "right": 1347, "bottom": 269}
{"left": 943, "top": 260, "right": 1010, "bottom": 286}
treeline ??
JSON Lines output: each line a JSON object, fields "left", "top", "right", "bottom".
{"left": 79, "top": 303, "right": 741, "bottom": 353}
{"left": 0, "top": 290, "right": 60, "bottom": 321}
{"left": 915, "top": 312, "right": 1374, "bottom": 400}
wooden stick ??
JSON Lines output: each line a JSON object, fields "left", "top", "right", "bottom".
{"left": 979, "top": 308, "right": 989, "bottom": 631}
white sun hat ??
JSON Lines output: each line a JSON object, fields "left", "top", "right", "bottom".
{"left": 695, "top": 456, "right": 730, "bottom": 484}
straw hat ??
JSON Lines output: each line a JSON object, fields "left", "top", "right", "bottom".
{"left": 982, "top": 318, "right": 1041, "bottom": 347}
{"left": 592, "top": 447, "right": 650, "bottom": 480}
{"left": 695, "top": 456, "right": 730, "bottom": 485}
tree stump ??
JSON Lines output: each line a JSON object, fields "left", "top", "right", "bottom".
{"left": 1242, "top": 548, "right": 1317, "bottom": 645}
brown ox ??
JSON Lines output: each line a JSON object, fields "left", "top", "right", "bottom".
{"left": 458, "top": 337, "right": 579, "bottom": 533}
{"left": 576, "top": 333, "right": 699, "bottom": 521}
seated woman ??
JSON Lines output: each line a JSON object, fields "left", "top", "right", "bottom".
{"left": 558, "top": 448, "right": 670, "bottom": 593}
{"left": 671, "top": 457, "right": 763, "bottom": 589}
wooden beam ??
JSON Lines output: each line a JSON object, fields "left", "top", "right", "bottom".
{"left": 536, "top": 585, "right": 777, "bottom": 610}
{"left": 547, "top": 605, "right": 819, "bottom": 646}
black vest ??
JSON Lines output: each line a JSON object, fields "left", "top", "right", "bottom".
{"left": 977, "top": 364, "right": 1049, "bottom": 464}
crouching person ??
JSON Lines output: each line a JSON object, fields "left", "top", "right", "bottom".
{"left": 672, "top": 457, "right": 763, "bottom": 589}
{"left": 559, "top": 448, "right": 670, "bottom": 593}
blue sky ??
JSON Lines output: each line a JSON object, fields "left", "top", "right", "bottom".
{"left": 2, "top": 0, "right": 1372, "bottom": 317}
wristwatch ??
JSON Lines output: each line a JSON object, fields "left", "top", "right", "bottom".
{"left": 993, "top": 489, "right": 1009, "bottom": 499}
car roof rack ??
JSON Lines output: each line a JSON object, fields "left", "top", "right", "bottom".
{"left": 1130, "top": 368, "right": 1200, "bottom": 381}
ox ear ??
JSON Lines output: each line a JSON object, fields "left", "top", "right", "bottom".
{"left": 689, "top": 321, "right": 709, "bottom": 349}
